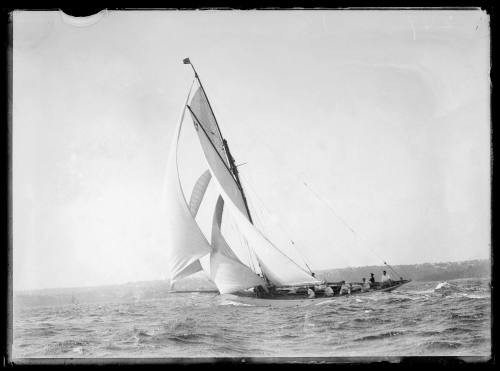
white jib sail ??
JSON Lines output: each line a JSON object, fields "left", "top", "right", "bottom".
{"left": 210, "top": 196, "right": 266, "bottom": 294}
{"left": 224, "top": 197, "right": 322, "bottom": 287}
{"left": 188, "top": 87, "right": 321, "bottom": 287}
{"left": 164, "top": 83, "right": 211, "bottom": 285}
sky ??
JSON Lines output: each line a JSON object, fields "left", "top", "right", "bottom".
{"left": 12, "top": 9, "right": 490, "bottom": 291}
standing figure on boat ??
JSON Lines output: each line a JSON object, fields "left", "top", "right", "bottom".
{"left": 307, "top": 287, "right": 315, "bottom": 298}
{"left": 362, "top": 277, "right": 371, "bottom": 292}
{"left": 369, "top": 273, "right": 376, "bottom": 285}
{"left": 381, "top": 270, "right": 392, "bottom": 287}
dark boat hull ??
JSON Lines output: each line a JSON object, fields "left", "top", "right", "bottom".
{"left": 225, "top": 280, "right": 411, "bottom": 307}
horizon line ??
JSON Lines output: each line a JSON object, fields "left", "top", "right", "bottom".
{"left": 13, "top": 257, "right": 490, "bottom": 293}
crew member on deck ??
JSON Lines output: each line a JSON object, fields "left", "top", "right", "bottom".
{"left": 324, "top": 285, "right": 334, "bottom": 297}
{"left": 381, "top": 270, "right": 392, "bottom": 287}
{"left": 362, "top": 277, "right": 371, "bottom": 292}
{"left": 369, "top": 273, "right": 376, "bottom": 285}
{"left": 307, "top": 287, "right": 315, "bottom": 299}
{"left": 340, "top": 281, "right": 350, "bottom": 295}
{"left": 255, "top": 285, "right": 266, "bottom": 298}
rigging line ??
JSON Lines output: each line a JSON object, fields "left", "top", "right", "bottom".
{"left": 383, "top": 261, "right": 404, "bottom": 280}
{"left": 302, "top": 180, "right": 357, "bottom": 235}
{"left": 241, "top": 167, "right": 379, "bottom": 275}
{"left": 230, "top": 170, "right": 312, "bottom": 277}
{"left": 240, "top": 171, "right": 315, "bottom": 275}
{"left": 298, "top": 186, "right": 385, "bottom": 270}
{"left": 300, "top": 189, "right": 410, "bottom": 278}
{"left": 254, "top": 137, "right": 397, "bottom": 269}
{"left": 244, "top": 171, "right": 316, "bottom": 276}
{"left": 254, "top": 137, "right": 358, "bottom": 235}
{"left": 241, "top": 172, "right": 358, "bottom": 275}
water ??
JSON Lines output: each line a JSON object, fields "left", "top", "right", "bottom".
{"left": 12, "top": 278, "right": 491, "bottom": 359}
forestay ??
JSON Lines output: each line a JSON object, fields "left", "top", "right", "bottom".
{"left": 224, "top": 197, "right": 322, "bottom": 287}
{"left": 210, "top": 196, "right": 265, "bottom": 294}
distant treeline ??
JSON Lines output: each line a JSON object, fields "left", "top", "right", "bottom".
{"left": 14, "top": 259, "right": 489, "bottom": 308}
{"left": 316, "top": 259, "right": 490, "bottom": 283}
{"left": 13, "top": 273, "right": 217, "bottom": 308}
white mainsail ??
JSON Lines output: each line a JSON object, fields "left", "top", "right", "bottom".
{"left": 164, "top": 83, "right": 211, "bottom": 285}
{"left": 188, "top": 86, "right": 321, "bottom": 287}
{"left": 210, "top": 196, "right": 266, "bottom": 294}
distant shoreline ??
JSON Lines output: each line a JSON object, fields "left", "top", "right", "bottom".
{"left": 13, "top": 258, "right": 489, "bottom": 294}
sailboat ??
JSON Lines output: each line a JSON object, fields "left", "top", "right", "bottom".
{"left": 164, "top": 58, "right": 410, "bottom": 304}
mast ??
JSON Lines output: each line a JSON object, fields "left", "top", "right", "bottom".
{"left": 183, "top": 57, "right": 254, "bottom": 224}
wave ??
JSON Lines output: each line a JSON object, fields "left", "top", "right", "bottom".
{"left": 13, "top": 278, "right": 490, "bottom": 358}
{"left": 383, "top": 297, "right": 412, "bottom": 304}
{"left": 135, "top": 330, "right": 152, "bottom": 337}
{"left": 421, "top": 340, "right": 463, "bottom": 351}
{"left": 167, "top": 333, "right": 203, "bottom": 343}
{"left": 25, "top": 328, "right": 58, "bottom": 337}
{"left": 314, "top": 299, "right": 337, "bottom": 307}
{"left": 354, "top": 330, "right": 407, "bottom": 342}
{"left": 44, "top": 339, "right": 92, "bottom": 355}
{"left": 450, "top": 312, "right": 485, "bottom": 321}
{"left": 460, "top": 293, "right": 490, "bottom": 300}
{"left": 219, "top": 300, "right": 254, "bottom": 307}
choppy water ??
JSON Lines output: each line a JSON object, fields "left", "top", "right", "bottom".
{"left": 13, "top": 278, "right": 491, "bottom": 359}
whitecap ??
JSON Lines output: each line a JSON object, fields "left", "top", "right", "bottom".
{"left": 314, "top": 299, "right": 336, "bottom": 306}
{"left": 219, "top": 300, "right": 254, "bottom": 307}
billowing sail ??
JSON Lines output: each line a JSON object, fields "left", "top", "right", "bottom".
{"left": 188, "top": 87, "right": 320, "bottom": 287}
{"left": 210, "top": 196, "right": 265, "bottom": 294}
{"left": 173, "top": 169, "right": 212, "bottom": 281}
{"left": 165, "top": 84, "right": 211, "bottom": 285}
{"left": 189, "top": 169, "right": 212, "bottom": 216}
